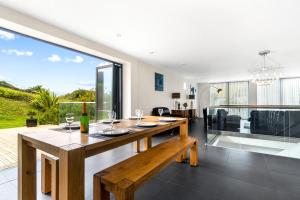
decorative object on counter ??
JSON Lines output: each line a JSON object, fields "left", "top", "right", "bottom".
{"left": 190, "top": 100, "right": 193, "bottom": 109}
{"left": 171, "top": 92, "right": 180, "bottom": 109}
{"left": 172, "top": 109, "right": 196, "bottom": 121}
{"left": 155, "top": 72, "right": 164, "bottom": 91}
{"left": 178, "top": 102, "right": 181, "bottom": 110}
{"left": 26, "top": 110, "right": 38, "bottom": 127}
{"left": 80, "top": 102, "right": 89, "bottom": 133}
{"left": 183, "top": 102, "right": 188, "bottom": 109}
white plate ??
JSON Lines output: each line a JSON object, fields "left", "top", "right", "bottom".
{"left": 159, "top": 118, "right": 177, "bottom": 122}
{"left": 136, "top": 122, "right": 158, "bottom": 127}
{"left": 129, "top": 116, "right": 144, "bottom": 120}
{"left": 61, "top": 123, "right": 80, "bottom": 129}
{"left": 102, "top": 120, "right": 121, "bottom": 124}
{"left": 99, "top": 128, "right": 129, "bottom": 136}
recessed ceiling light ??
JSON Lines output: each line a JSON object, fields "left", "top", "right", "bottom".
{"left": 116, "top": 33, "right": 122, "bottom": 38}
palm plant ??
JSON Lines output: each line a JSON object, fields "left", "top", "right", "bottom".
{"left": 32, "top": 89, "right": 59, "bottom": 124}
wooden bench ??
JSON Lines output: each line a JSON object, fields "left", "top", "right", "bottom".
{"left": 94, "top": 136, "right": 198, "bottom": 200}
{"left": 41, "top": 153, "right": 59, "bottom": 200}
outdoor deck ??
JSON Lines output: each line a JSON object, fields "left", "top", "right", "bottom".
{"left": 0, "top": 125, "right": 57, "bottom": 171}
{"left": 0, "top": 128, "right": 18, "bottom": 170}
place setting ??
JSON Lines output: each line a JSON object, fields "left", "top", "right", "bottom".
{"left": 90, "top": 111, "right": 130, "bottom": 138}
{"left": 133, "top": 109, "right": 160, "bottom": 128}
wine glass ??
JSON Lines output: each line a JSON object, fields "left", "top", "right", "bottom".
{"left": 158, "top": 108, "right": 163, "bottom": 117}
{"left": 135, "top": 109, "right": 142, "bottom": 123}
{"left": 139, "top": 110, "right": 144, "bottom": 121}
{"left": 108, "top": 111, "right": 116, "bottom": 130}
{"left": 65, "top": 113, "right": 74, "bottom": 133}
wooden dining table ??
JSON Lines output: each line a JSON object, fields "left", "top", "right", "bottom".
{"left": 18, "top": 116, "right": 188, "bottom": 200}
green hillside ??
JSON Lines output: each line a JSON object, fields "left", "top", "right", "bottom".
{"left": 0, "top": 81, "right": 96, "bottom": 129}
{"left": 0, "top": 97, "right": 30, "bottom": 128}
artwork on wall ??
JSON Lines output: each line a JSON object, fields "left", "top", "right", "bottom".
{"left": 155, "top": 72, "right": 164, "bottom": 91}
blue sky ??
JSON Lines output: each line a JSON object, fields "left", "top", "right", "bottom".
{"left": 0, "top": 28, "right": 110, "bottom": 95}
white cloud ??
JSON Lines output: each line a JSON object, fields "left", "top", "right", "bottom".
{"left": 66, "top": 55, "right": 84, "bottom": 64}
{"left": 1, "top": 49, "right": 33, "bottom": 56}
{"left": 0, "top": 30, "right": 16, "bottom": 40}
{"left": 48, "top": 54, "right": 61, "bottom": 62}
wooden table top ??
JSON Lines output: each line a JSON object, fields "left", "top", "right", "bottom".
{"left": 19, "top": 116, "right": 187, "bottom": 158}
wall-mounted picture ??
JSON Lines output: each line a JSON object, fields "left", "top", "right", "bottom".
{"left": 155, "top": 72, "right": 164, "bottom": 91}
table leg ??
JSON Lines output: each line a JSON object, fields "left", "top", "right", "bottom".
{"left": 180, "top": 119, "right": 188, "bottom": 137}
{"left": 59, "top": 145, "right": 85, "bottom": 200}
{"left": 177, "top": 119, "right": 189, "bottom": 162}
{"left": 134, "top": 140, "right": 140, "bottom": 153}
{"left": 144, "top": 136, "right": 152, "bottom": 151}
{"left": 18, "top": 135, "right": 36, "bottom": 200}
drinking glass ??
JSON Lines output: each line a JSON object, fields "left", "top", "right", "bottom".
{"left": 139, "top": 110, "right": 144, "bottom": 121}
{"left": 108, "top": 110, "right": 116, "bottom": 130}
{"left": 158, "top": 108, "right": 163, "bottom": 117}
{"left": 135, "top": 109, "right": 143, "bottom": 123}
{"left": 65, "top": 113, "right": 74, "bottom": 133}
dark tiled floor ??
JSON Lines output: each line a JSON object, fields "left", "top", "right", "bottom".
{"left": 1, "top": 119, "right": 300, "bottom": 200}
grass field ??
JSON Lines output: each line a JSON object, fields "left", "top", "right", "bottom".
{"left": 0, "top": 97, "right": 30, "bottom": 128}
{"left": 0, "top": 81, "right": 97, "bottom": 129}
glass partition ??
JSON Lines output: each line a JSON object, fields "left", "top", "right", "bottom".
{"left": 206, "top": 106, "right": 300, "bottom": 159}
{"left": 58, "top": 102, "right": 96, "bottom": 125}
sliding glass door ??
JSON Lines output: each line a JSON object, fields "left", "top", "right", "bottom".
{"left": 96, "top": 63, "right": 122, "bottom": 119}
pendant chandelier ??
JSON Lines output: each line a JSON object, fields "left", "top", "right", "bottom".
{"left": 251, "top": 50, "right": 283, "bottom": 86}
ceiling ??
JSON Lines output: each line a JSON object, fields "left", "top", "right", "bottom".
{"left": 1, "top": 0, "right": 300, "bottom": 82}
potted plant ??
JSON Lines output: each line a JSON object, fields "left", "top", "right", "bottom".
{"left": 26, "top": 110, "right": 38, "bottom": 127}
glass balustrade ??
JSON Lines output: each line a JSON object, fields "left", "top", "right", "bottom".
{"left": 59, "top": 102, "right": 96, "bottom": 125}
{"left": 205, "top": 105, "right": 300, "bottom": 159}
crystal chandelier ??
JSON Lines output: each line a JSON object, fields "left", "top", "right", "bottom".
{"left": 251, "top": 50, "right": 283, "bottom": 86}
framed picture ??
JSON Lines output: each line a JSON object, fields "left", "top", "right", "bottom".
{"left": 155, "top": 72, "right": 164, "bottom": 91}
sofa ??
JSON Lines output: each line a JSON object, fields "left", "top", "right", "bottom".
{"left": 152, "top": 107, "right": 171, "bottom": 116}
{"left": 249, "top": 110, "right": 300, "bottom": 138}
{"left": 204, "top": 108, "right": 241, "bottom": 131}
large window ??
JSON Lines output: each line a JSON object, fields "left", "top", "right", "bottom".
{"left": 229, "top": 82, "right": 249, "bottom": 105}
{"left": 282, "top": 78, "right": 300, "bottom": 105}
{"left": 256, "top": 78, "right": 300, "bottom": 105}
{"left": 257, "top": 80, "right": 280, "bottom": 105}
{"left": 210, "top": 83, "right": 228, "bottom": 106}
{"left": 210, "top": 81, "right": 248, "bottom": 106}
{"left": 210, "top": 81, "right": 249, "bottom": 119}
{"left": 0, "top": 27, "right": 122, "bottom": 128}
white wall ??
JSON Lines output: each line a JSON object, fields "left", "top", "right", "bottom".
{"left": 197, "top": 83, "right": 210, "bottom": 118}
{"left": 0, "top": 5, "right": 196, "bottom": 117}
{"left": 136, "top": 61, "right": 198, "bottom": 115}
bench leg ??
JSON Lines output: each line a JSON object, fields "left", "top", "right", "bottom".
{"left": 190, "top": 140, "right": 199, "bottom": 167}
{"left": 114, "top": 179, "right": 134, "bottom": 200}
{"left": 51, "top": 159, "right": 59, "bottom": 200}
{"left": 41, "top": 155, "right": 51, "bottom": 194}
{"left": 176, "top": 153, "right": 186, "bottom": 163}
{"left": 134, "top": 140, "right": 140, "bottom": 153}
{"left": 94, "top": 175, "right": 110, "bottom": 200}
